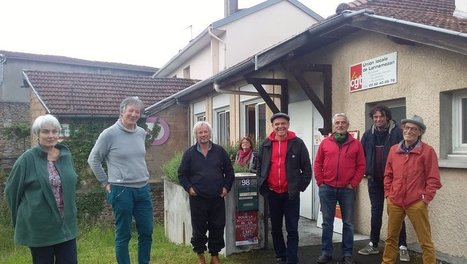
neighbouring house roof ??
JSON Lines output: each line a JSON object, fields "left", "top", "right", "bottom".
{"left": 0, "top": 50, "right": 158, "bottom": 73}
{"left": 152, "top": 0, "right": 323, "bottom": 77}
{"left": 337, "top": 0, "right": 467, "bottom": 32}
{"left": 23, "top": 70, "right": 198, "bottom": 117}
{"left": 146, "top": 0, "right": 467, "bottom": 115}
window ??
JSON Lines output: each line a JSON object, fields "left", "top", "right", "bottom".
{"left": 215, "top": 109, "right": 230, "bottom": 146}
{"left": 244, "top": 102, "right": 266, "bottom": 143}
{"left": 452, "top": 91, "right": 467, "bottom": 154}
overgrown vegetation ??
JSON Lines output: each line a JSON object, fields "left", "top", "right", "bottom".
{"left": 161, "top": 152, "right": 182, "bottom": 183}
{"left": 2, "top": 122, "right": 31, "bottom": 152}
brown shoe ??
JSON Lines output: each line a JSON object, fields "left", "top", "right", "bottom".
{"left": 210, "top": 255, "right": 221, "bottom": 264}
{"left": 197, "top": 254, "right": 206, "bottom": 264}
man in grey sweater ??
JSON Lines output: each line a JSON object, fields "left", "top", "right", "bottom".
{"left": 88, "top": 96, "right": 153, "bottom": 264}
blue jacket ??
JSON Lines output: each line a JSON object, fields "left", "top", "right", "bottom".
{"left": 178, "top": 142, "right": 234, "bottom": 199}
{"left": 5, "top": 144, "right": 78, "bottom": 247}
{"left": 361, "top": 120, "right": 402, "bottom": 179}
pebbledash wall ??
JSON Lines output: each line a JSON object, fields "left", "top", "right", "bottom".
{"left": 295, "top": 31, "right": 467, "bottom": 262}
{"left": 0, "top": 102, "right": 30, "bottom": 169}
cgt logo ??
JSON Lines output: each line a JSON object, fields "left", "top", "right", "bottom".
{"left": 349, "top": 63, "right": 363, "bottom": 91}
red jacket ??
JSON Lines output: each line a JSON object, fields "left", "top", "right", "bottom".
{"left": 384, "top": 141, "right": 441, "bottom": 207}
{"left": 314, "top": 133, "right": 366, "bottom": 188}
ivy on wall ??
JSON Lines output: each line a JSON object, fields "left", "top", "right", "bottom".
{"left": 2, "top": 122, "right": 31, "bottom": 152}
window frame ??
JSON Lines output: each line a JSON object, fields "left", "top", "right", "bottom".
{"left": 214, "top": 108, "right": 230, "bottom": 146}
{"left": 452, "top": 90, "right": 467, "bottom": 154}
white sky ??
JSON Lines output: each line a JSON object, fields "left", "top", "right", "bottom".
{"left": 1, "top": 0, "right": 343, "bottom": 68}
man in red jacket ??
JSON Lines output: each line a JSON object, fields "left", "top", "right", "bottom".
{"left": 382, "top": 115, "right": 441, "bottom": 264}
{"left": 314, "top": 113, "right": 365, "bottom": 264}
{"left": 257, "top": 112, "right": 312, "bottom": 264}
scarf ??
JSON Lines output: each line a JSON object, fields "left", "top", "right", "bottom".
{"left": 236, "top": 149, "right": 252, "bottom": 166}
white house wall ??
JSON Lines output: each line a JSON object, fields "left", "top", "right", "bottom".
{"left": 293, "top": 30, "right": 467, "bottom": 261}
{"left": 220, "top": 1, "right": 319, "bottom": 67}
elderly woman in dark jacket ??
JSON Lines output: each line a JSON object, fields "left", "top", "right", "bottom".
{"left": 5, "top": 114, "right": 78, "bottom": 264}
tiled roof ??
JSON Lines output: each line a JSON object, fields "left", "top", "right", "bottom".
{"left": 1, "top": 50, "right": 158, "bottom": 73}
{"left": 336, "top": 0, "right": 467, "bottom": 32}
{"left": 23, "top": 71, "right": 198, "bottom": 117}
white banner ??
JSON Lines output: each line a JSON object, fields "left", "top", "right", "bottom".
{"left": 349, "top": 52, "right": 397, "bottom": 92}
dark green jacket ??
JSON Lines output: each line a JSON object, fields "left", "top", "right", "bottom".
{"left": 5, "top": 144, "right": 78, "bottom": 247}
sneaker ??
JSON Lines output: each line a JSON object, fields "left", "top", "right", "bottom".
{"left": 399, "top": 246, "right": 410, "bottom": 262}
{"left": 358, "top": 242, "right": 380, "bottom": 255}
{"left": 316, "top": 255, "right": 332, "bottom": 264}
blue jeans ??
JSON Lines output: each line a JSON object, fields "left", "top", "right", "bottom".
{"left": 108, "top": 184, "right": 154, "bottom": 264}
{"left": 267, "top": 191, "right": 300, "bottom": 264}
{"left": 319, "top": 185, "right": 355, "bottom": 257}
{"left": 368, "top": 179, "right": 407, "bottom": 247}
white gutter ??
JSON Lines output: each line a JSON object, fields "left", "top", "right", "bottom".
{"left": 208, "top": 26, "right": 227, "bottom": 72}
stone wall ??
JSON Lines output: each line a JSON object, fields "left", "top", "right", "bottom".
{"left": 0, "top": 102, "right": 30, "bottom": 170}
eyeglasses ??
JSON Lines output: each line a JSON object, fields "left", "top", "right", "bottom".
{"left": 403, "top": 126, "right": 420, "bottom": 132}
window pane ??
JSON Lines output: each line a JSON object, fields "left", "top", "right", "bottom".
{"left": 462, "top": 98, "right": 467, "bottom": 144}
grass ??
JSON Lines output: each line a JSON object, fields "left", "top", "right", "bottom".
{"left": 0, "top": 223, "right": 268, "bottom": 264}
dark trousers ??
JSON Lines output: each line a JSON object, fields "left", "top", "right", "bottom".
{"left": 189, "top": 195, "right": 226, "bottom": 255}
{"left": 267, "top": 191, "right": 300, "bottom": 264}
{"left": 368, "top": 179, "right": 407, "bottom": 247}
{"left": 29, "top": 239, "right": 77, "bottom": 264}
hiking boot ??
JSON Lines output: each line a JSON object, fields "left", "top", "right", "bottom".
{"left": 210, "top": 255, "right": 221, "bottom": 264}
{"left": 399, "top": 246, "right": 410, "bottom": 262}
{"left": 197, "top": 254, "right": 206, "bottom": 264}
{"left": 342, "top": 256, "right": 354, "bottom": 264}
{"left": 316, "top": 255, "right": 332, "bottom": 264}
{"left": 358, "top": 242, "right": 380, "bottom": 255}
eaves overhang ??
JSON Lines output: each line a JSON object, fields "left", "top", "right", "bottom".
{"left": 145, "top": 57, "right": 255, "bottom": 115}
{"left": 254, "top": 9, "right": 467, "bottom": 70}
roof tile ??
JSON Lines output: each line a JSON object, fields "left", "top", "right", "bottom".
{"left": 24, "top": 71, "right": 198, "bottom": 117}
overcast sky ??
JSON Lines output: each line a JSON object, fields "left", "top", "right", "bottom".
{"left": 1, "top": 0, "right": 343, "bottom": 67}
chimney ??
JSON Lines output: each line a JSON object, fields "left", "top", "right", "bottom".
{"left": 454, "top": 0, "right": 467, "bottom": 19}
{"left": 224, "top": 0, "right": 239, "bottom": 17}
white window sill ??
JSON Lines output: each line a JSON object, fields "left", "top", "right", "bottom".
{"left": 439, "top": 155, "right": 467, "bottom": 168}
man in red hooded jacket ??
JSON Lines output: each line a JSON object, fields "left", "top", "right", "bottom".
{"left": 257, "top": 112, "right": 312, "bottom": 264}
{"left": 314, "top": 113, "right": 365, "bottom": 264}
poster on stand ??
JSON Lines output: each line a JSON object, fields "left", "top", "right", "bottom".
{"left": 235, "top": 211, "right": 259, "bottom": 246}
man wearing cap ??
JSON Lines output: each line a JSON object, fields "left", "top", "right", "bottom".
{"left": 359, "top": 105, "right": 409, "bottom": 262}
{"left": 382, "top": 115, "right": 442, "bottom": 264}
{"left": 314, "top": 113, "right": 365, "bottom": 264}
{"left": 257, "top": 112, "right": 312, "bottom": 264}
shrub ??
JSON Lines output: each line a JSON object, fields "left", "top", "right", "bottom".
{"left": 161, "top": 152, "right": 182, "bottom": 184}
{"left": 76, "top": 189, "right": 105, "bottom": 226}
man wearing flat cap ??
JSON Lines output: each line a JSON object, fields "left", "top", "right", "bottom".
{"left": 257, "top": 112, "right": 312, "bottom": 264}
{"left": 382, "top": 115, "right": 442, "bottom": 264}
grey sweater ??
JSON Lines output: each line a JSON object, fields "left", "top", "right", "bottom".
{"left": 88, "top": 120, "right": 149, "bottom": 188}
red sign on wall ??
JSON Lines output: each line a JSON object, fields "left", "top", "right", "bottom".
{"left": 235, "top": 211, "right": 259, "bottom": 246}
